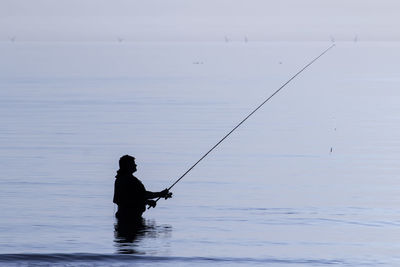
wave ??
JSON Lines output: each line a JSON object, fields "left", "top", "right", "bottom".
{"left": 0, "top": 253, "right": 359, "bottom": 265}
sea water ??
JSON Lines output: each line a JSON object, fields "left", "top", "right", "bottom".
{"left": 1, "top": 41, "right": 400, "bottom": 266}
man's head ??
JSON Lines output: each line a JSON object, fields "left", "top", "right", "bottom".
{"left": 119, "top": 155, "right": 137, "bottom": 173}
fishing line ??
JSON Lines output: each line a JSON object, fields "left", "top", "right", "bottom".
{"left": 151, "top": 44, "right": 335, "bottom": 207}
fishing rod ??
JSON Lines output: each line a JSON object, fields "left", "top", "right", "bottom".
{"left": 150, "top": 44, "right": 335, "bottom": 208}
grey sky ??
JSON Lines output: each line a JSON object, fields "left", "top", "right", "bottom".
{"left": 1, "top": 0, "right": 399, "bottom": 42}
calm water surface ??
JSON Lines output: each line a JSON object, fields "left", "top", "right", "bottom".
{"left": 1, "top": 41, "right": 400, "bottom": 266}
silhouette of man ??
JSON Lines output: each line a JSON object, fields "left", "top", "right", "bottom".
{"left": 113, "top": 155, "right": 172, "bottom": 221}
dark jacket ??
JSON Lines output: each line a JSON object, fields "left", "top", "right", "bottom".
{"left": 113, "top": 172, "right": 146, "bottom": 219}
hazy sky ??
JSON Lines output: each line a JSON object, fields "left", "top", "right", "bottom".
{"left": 1, "top": 0, "right": 400, "bottom": 42}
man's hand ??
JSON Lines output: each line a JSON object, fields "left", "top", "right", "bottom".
{"left": 147, "top": 200, "right": 157, "bottom": 208}
{"left": 161, "top": 189, "right": 173, "bottom": 199}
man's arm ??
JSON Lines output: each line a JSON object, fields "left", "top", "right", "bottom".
{"left": 145, "top": 189, "right": 172, "bottom": 200}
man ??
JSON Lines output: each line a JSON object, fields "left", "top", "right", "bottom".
{"left": 113, "top": 155, "right": 172, "bottom": 221}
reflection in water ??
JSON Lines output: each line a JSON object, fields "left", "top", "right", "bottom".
{"left": 114, "top": 218, "right": 172, "bottom": 254}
